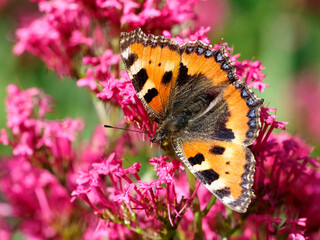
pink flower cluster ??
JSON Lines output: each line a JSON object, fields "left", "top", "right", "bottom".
{"left": 0, "top": 85, "right": 96, "bottom": 239}
{"left": 0, "top": 84, "right": 83, "bottom": 159}
{"left": 71, "top": 153, "right": 201, "bottom": 238}
{"left": 14, "top": 0, "right": 93, "bottom": 76}
{"left": 14, "top": 0, "right": 198, "bottom": 77}
{"left": 241, "top": 110, "right": 320, "bottom": 239}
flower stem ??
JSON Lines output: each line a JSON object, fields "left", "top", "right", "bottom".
{"left": 202, "top": 195, "right": 216, "bottom": 217}
{"left": 186, "top": 170, "right": 204, "bottom": 240}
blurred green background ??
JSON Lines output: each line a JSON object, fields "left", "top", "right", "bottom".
{"left": 0, "top": 0, "right": 319, "bottom": 156}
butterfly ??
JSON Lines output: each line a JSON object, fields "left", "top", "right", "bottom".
{"left": 119, "top": 28, "right": 263, "bottom": 213}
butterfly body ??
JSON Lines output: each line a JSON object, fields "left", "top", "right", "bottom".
{"left": 120, "top": 28, "right": 263, "bottom": 213}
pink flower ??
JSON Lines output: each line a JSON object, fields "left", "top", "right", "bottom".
{"left": 97, "top": 72, "right": 155, "bottom": 139}
{"left": 293, "top": 73, "right": 320, "bottom": 141}
{"left": 195, "top": 0, "right": 230, "bottom": 31}
{"left": 0, "top": 129, "right": 9, "bottom": 145}
{"left": 77, "top": 68, "right": 97, "bottom": 90}
{"left": 14, "top": 0, "right": 92, "bottom": 76}
{"left": 288, "top": 233, "right": 306, "bottom": 240}
{"left": 3, "top": 85, "right": 84, "bottom": 161}
{"left": 165, "top": 26, "right": 211, "bottom": 45}
{"left": 79, "top": 49, "right": 121, "bottom": 90}
{"left": 234, "top": 58, "right": 268, "bottom": 92}
{"left": 0, "top": 156, "right": 73, "bottom": 239}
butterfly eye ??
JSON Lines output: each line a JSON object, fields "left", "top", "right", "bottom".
{"left": 151, "top": 130, "right": 167, "bottom": 143}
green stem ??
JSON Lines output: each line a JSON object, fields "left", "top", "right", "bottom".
{"left": 127, "top": 225, "right": 162, "bottom": 240}
{"left": 202, "top": 195, "right": 216, "bottom": 217}
{"left": 186, "top": 170, "right": 204, "bottom": 240}
{"left": 91, "top": 94, "right": 109, "bottom": 124}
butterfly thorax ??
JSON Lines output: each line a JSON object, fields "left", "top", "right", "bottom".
{"left": 151, "top": 113, "right": 189, "bottom": 143}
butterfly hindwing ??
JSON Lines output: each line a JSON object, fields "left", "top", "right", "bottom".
{"left": 173, "top": 138, "right": 255, "bottom": 213}
{"left": 222, "top": 81, "right": 263, "bottom": 146}
{"left": 120, "top": 28, "right": 181, "bottom": 122}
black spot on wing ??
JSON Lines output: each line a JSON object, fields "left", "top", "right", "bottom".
{"left": 124, "top": 53, "right": 138, "bottom": 68}
{"left": 161, "top": 71, "right": 173, "bottom": 85}
{"left": 215, "top": 187, "right": 231, "bottom": 198}
{"left": 176, "top": 63, "right": 190, "bottom": 86}
{"left": 246, "top": 130, "right": 254, "bottom": 138}
{"left": 210, "top": 110, "right": 235, "bottom": 141}
{"left": 221, "top": 62, "right": 231, "bottom": 70}
{"left": 186, "top": 47, "right": 194, "bottom": 54}
{"left": 144, "top": 88, "right": 158, "bottom": 103}
{"left": 188, "top": 153, "right": 205, "bottom": 166}
{"left": 133, "top": 68, "right": 148, "bottom": 92}
{"left": 205, "top": 50, "right": 213, "bottom": 58}
{"left": 248, "top": 119, "right": 256, "bottom": 128}
{"left": 209, "top": 146, "right": 225, "bottom": 155}
{"left": 227, "top": 71, "right": 235, "bottom": 81}
{"left": 241, "top": 88, "right": 249, "bottom": 98}
{"left": 211, "top": 105, "right": 235, "bottom": 141}
{"left": 195, "top": 169, "right": 219, "bottom": 185}
{"left": 247, "top": 109, "right": 256, "bottom": 118}
{"left": 213, "top": 129, "right": 235, "bottom": 140}
{"left": 246, "top": 97, "right": 256, "bottom": 107}
{"left": 215, "top": 52, "right": 224, "bottom": 62}
{"left": 196, "top": 47, "right": 204, "bottom": 55}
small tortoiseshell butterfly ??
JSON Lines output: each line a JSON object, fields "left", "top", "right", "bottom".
{"left": 119, "top": 28, "right": 263, "bottom": 213}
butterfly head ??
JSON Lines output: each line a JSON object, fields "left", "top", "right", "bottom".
{"left": 151, "top": 113, "right": 189, "bottom": 143}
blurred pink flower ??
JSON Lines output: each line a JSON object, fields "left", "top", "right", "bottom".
{"left": 0, "top": 156, "right": 73, "bottom": 239}
{"left": 2, "top": 85, "right": 84, "bottom": 164}
{"left": 293, "top": 73, "right": 320, "bottom": 141}
{"left": 14, "top": 0, "right": 92, "bottom": 76}
{"left": 195, "top": 0, "right": 230, "bottom": 31}
{"left": 0, "top": 0, "right": 7, "bottom": 10}
{"left": 248, "top": 129, "right": 319, "bottom": 238}
{"left": 0, "top": 85, "right": 111, "bottom": 239}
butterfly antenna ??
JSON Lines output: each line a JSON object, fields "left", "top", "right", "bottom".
{"left": 104, "top": 124, "right": 148, "bottom": 134}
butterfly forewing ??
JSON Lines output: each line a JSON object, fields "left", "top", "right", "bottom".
{"left": 120, "top": 29, "right": 181, "bottom": 121}
{"left": 180, "top": 42, "right": 236, "bottom": 87}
